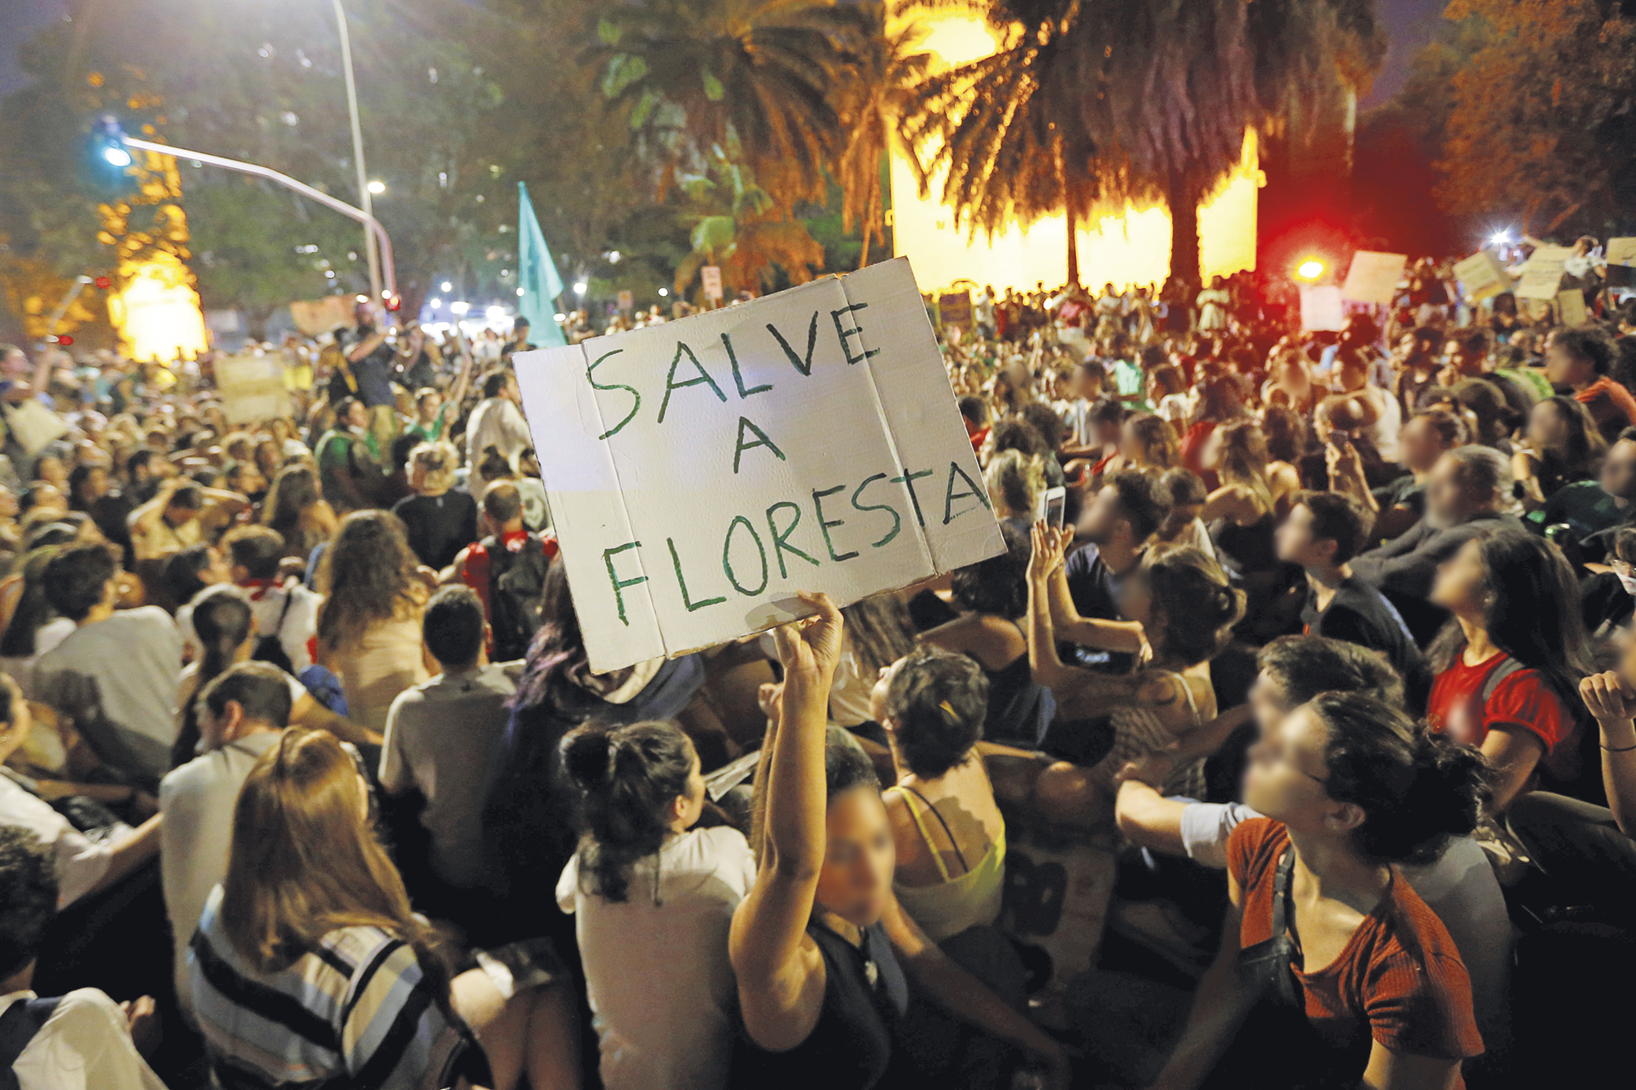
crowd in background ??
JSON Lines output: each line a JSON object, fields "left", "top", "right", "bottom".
{"left": 1, "top": 237, "right": 1635, "bottom": 1090}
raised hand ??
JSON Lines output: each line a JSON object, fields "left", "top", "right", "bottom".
{"left": 1580, "top": 670, "right": 1636, "bottom": 724}
{"left": 770, "top": 591, "right": 843, "bottom": 683}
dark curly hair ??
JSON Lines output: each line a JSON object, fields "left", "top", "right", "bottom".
{"left": 316, "top": 510, "right": 423, "bottom": 652}
{"left": 884, "top": 646, "right": 989, "bottom": 779}
{"left": 950, "top": 521, "right": 1029, "bottom": 619}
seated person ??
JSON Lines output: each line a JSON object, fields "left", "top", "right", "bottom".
{"left": 875, "top": 646, "right": 1006, "bottom": 945}
{"left": 189, "top": 728, "right": 580, "bottom": 1090}
{"left": 1274, "top": 491, "right": 1428, "bottom": 707}
{"left": 0, "top": 672, "right": 161, "bottom": 910}
{"left": 920, "top": 524, "right": 1055, "bottom": 747}
{"left": 0, "top": 826, "right": 165, "bottom": 1090}
{"left": 1059, "top": 471, "right": 1168, "bottom": 673}
{"left": 159, "top": 660, "right": 292, "bottom": 1016}
{"left": 1147, "top": 692, "right": 1486, "bottom": 1088}
{"left": 1537, "top": 426, "right": 1636, "bottom": 562}
{"left": 1116, "top": 636, "right": 1512, "bottom": 1047}
{"left": 220, "top": 525, "right": 322, "bottom": 675}
{"left": 1425, "top": 530, "right": 1592, "bottom": 811}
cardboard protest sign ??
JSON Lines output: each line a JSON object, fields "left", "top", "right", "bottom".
{"left": 4, "top": 398, "right": 69, "bottom": 456}
{"left": 1298, "top": 286, "right": 1345, "bottom": 332}
{"left": 1341, "top": 251, "right": 1407, "bottom": 306}
{"left": 701, "top": 266, "right": 724, "bottom": 302}
{"left": 938, "top": 291, "right": 973, "bottom": 330}
{"left": 215, "top": 353, "right": 292, "bottom": 425}
{"left": 1514, "top": 246, "right": 1571, "bottom": 300}
{"left": 617, "top": 290, "right": 634, "bottom": 311}
{"left": 1557, "top": 290, "right": 1589, "bottom": 328}
{"left": 1607, "top": 238, "right": 1636, "bottom": 268}
{"left": 514, "top": 257, "right": 1006, "bottom": 672}
{"left": 289, "top": 296, "right": 354, "bottom": 336}
{"left": 1454, "top": 251, "right": 1513, "bottom": 303}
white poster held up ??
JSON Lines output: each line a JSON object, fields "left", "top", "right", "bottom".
{"left": 1514, "top": 246, "right": 1572, "bottom": 300}
{"left": 215, "top": 354, "right": 292, "bottom": 425}
{"left": 1607, "top": 238, "right": 1636, "bottom": 268}
{"left": 1299, "top": 286, "right": 1345, "bottom": 332}
{"left": 289, "top": 295, "right": 354, "bottom": 336}
{"left": 1557, "top": 290, "right": 1589, "bottom": 328}
{"left": 1341, "top": 251, "right": 1407, "bottom": 307}
{"left": 513, "top": 257, "right": 1006, "bottom": 672}
{"left": 1454, "top": 251, "right": 1513, "bottom": 303}
{"left": 701, "top": 266, "right": 724, "bottom": 302}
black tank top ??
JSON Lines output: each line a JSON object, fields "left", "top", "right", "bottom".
{"left": 731, "top": 919, "right": 910, "bottom": 1090}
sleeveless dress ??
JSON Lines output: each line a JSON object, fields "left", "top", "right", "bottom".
{"left": 731, "top": 920, "right": 911, "bottom": 1090}
{"left": 980, "top": 618, "right": 1057, "bottom": 746}
{"left": 326, "top": 616, "right": 429, "bottom": 731}
{"left": 886, "top": 784, "right": 1007, "bottom": 944}
{"left": 1086, "top": 670, "right": 1207, "bottom": 798}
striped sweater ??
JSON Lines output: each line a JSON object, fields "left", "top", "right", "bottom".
{"left": 187, "top": 886, "right": 453, "bottom": 1090}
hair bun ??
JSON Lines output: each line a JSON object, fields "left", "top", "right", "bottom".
{"left": 561, "top": 726, "right": 617, "bottom": 791}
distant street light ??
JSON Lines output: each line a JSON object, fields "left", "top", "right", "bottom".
{"left": 441, "top": 281, "right": 453, "bottom": 292}
{"left": 516, "top": 287, "right": 525, "bottom": 297}
{"left": 429, "top": 298, "right": 442, "bottom": 308}
{"left": 102, "top": 144, "right": 133, "bottom": 167}
{"left": 658, "top": 287, "right": 669, "bottom": 297}
{"left": 1294, "top": 258, "right": 1326, "bottom": 282}
{"left": 367, "top": 179, "right": 386, "bottom": 195}
{"left": 573, "top": 281, "right": 588, "bottom": 295}
{"left": 450, "top": 301, "right": 470, "bottom": 315}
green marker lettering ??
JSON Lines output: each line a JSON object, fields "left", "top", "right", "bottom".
{"left": 766, "top": 312, "right": 821, "bottom": 377}
{"left": 657, "top": 340, "right": 727, "bottom": 423}
{"left": 830, "top": 303, "right": 880, "bottom": 366}
{"left": 722, "top": 515, "right": 769, "bottom": 596}
{"left": 588, "top": 349, "right": 640, "bottom": 440}
{"left": 943, "top": 461, "right": 992, "bottom": 524}
{"left": 722, "top": 332, "right": 771, "bottom": 398}
{"left": 667, "top": 538, "right": 726, "bottom": 612}
{"left": 891, "top": 467, "right": 934, "bottom": 529}
{"left": 851, "top": 473, "right": 902, "bottom": 548}
{"left": 732, "top": 416, "right": 787, "bottom": 474}
{"left": 602, "top": 541, "right": 646, "bottom": 625}
{"left": 812, "top": 485, "right": 858, "bottom": 563}
{"left": 766, "top": 501, "right": 820, "bottom": 579}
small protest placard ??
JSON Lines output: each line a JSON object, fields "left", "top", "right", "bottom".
{"left": 215, "top": 354, "right": 292, "bottom": 425}
{"left": 1607, "top": 238, "right": 1636, "bottom": 268}
{"left": 1299, "top": 286, "right": 1345, "bottom": 332}
{"left": 701, "top": 266, "right": 724, "bottom": 302}
{"left": 938, "top": 291, "right": 973, "bottom": 330}
{"left": 289, "top": 296, "right": 354, "bottom": 336}
{"left": 513, "top": 257, "right": 1006, "bottom": 671}
{"left": 1515, "top": 246, "right": 1572, "bottom": 300}
{"left": 1557, "top": 290, "right": 1589, "bottom": 328}
{"left": 1455, "top": 251, "right": 1513, "bottom": 303}
{"left": 617, "top": 290, "right": 634, "bottom": 312}
{"left": 1341, "top": 252, "right": 1407, "bottom": 307}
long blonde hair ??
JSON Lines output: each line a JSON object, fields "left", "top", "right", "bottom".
{"left": 1216, "top": 420, "right": 1274, "bottom": 515}
{"left": 221, "top": 729, "right": 440, "bottom": 979}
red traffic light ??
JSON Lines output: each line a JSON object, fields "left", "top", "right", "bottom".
{"left": 383, "top": 294, "right": 402, "bottom": 312}
{"left": 94, "top": 276, "right": 112, "bottom": 290}
{"left": 47, "top": 335, "right": 74, "bottom": 346}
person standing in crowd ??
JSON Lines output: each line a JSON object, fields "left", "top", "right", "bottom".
{"left": 188, "top": 728, "right": 581, "bottom": 1090}
{"left": 1548, "top": 327, "right": 1636, "bottom": 444}
{"left": 728, "top": 592, "right": 1071, "bottom": 1090}
{"left": 1424, "top": 529, "right": 1594, "bottom": 811}
{"left": 158, "top": 660, "right": 292, "bottom": 1015}
{"left": 557, "top": 720, "right": 753, "bottom": 1090}
{"left": 451, "top": 480, "right": 556, "bottom": 661}
{"left": 334, "top": 300, "right": 401, "bottom": 448}
{"left": 313, "top": 397, "right": 381, "bottom": 513}
{"left": 465, "top": 370, "right": 533, "bottom": 473}
{"left": 392, "top": 441, "right": 478, "bottom": 570}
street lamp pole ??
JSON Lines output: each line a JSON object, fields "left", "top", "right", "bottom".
{"left": 331, "top": 0, "right": 380, "bottom": 300}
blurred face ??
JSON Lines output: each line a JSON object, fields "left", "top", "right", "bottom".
{"left": 1545, "top": 340, "right": 1589, "bottom": 386}
{"left": 30, "top": 485, "right": 66, "bottom": 516}
{"left": 1429, "top": 537, "right": 1488, "bottom": 613}
{"left": 1526, "top": 402, "right": 1568, "bottom": 449}
{"left": 869, "top": 656, "right": 908, "bottom": 725}
{"left": 1242, "top": 705, "right": 1333, "bottom": 823}
{"left": 1078, "top": 485, "right": 1126, "bottom": 546}
{"left": 346, "top": 402, "right": 368, "bottom": 429}
{"left": 815, "top": 787, "right": 895, "bottom": 927}
{"left": 1424, "top": 453, "right": 1479, "bottom": 527}
{"left": 0, "top": 486, "right": 17, "bottom": 519}
{"left": 1247, "top": 669, "right": 1289, "bottom": 735}
{"left": 1274, "top": 503, "right": 1330, "bottom": 567}
{"left": 36, "top": 458, "right": 66, "bottom": 489}
{"left": 1399, "top": 416, "right": 1449, "bottom": 474}
{"left": 231, "top": 464, "right": 265, "bottom": 497}
{"left": 418, "top": 393, "right": 441, "bottom": 422}
{"left": 1602, "top": 439, "right": 1636, "bottom": 501}
{"left": 1117, "top": 569, "right": 1153, "bottom": 628}
{"left": 672, "top": 746, "right": 707, "bottom": 832}
{"left": 1198, "top": 427, "right": 1225, "bottom": 471}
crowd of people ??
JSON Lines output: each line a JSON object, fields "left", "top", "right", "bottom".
{"left": 0, "top": 244, "right": 1634, "bottom": 1090}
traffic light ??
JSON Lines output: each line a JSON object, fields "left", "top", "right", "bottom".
{"left": 45, "top": 335, "right": 74, "bottom": 347}
{"left": 85, "top": 115, "right": 136, "bottom": 195}
{"left": 94, "top": 276, "right": 112, "bottom": 290}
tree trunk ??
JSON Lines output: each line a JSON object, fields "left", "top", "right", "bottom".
{"left": 858, "top": 193, "right": 874, "bottom": 271}
{"left": 1168, "top": 169, "right": 1201, "bottom": 286}
{"left": 1065, "top": 200, "right": 1080, "bottom": 286}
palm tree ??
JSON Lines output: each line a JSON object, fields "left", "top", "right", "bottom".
{"left": 672, "top": 145, "right": 826, "bottom": 299}
{"left": 833, "top": 4, "right": 932, "bottom": 269}
{"left": 900, "top": 0, "right": 1105, "bottom": 285}
{"left": 596, "top": 0, "right": 864, "bottom": 211}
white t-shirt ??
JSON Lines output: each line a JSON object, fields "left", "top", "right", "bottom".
{"left": 0, "top": 616, "right": 76, "bottom": 700}
{"left": 178, "top": 583, "right": 322, "bottom": 675}
{"left": 0, "top": 773, "right": 112, "bottom": 908}
{"left": 0, "top": 989, "right": 167, "bottom": 1090}
{"left": 1177, "top": 800, "right": 1512, "bottom": 1041}
{"left": 464, "top": 397, "right": 533, "bottom": 471}
{"left": 379, "top": 665, "right": 514, "bottom": 888}
{"left": 34, "top": 608, "right": 183, "bottom": 784}
{"left": 557, "top": 826, "right": 757, "bottom": 1090}
{"left": 158, "top": 731, "right": 284, "bottom": 1013}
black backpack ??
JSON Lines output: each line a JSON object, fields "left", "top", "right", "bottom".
{"left": 251, "top": 592, "right": 297, "bottom": 675}
{"left": 479, "top": 533, "right": 550, "bottom": 661}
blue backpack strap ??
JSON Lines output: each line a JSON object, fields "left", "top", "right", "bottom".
{"left": 0, "top": 996, "right": 63, "bottom": 1089}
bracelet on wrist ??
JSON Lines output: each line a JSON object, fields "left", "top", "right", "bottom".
{"left": 1602, "top": 741, "right": 1636, "bottom": 753}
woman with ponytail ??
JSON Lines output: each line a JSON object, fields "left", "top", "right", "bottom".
{"left": 1149, "top": 691, "right": 1488, "bottom": 1090}
{"left": 557, "top": 721, "right": 755, "bottom": 1090}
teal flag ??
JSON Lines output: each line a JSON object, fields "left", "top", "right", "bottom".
{"left": 517, "top": 181, "right": 567, "bottom": 347}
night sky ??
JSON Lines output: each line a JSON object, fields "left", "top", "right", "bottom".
{"left": 0, "top": 1, "right": 1449, "bottom": 112}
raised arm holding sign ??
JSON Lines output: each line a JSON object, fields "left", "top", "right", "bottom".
{"left": 513, "top": 258, "right": 1005, "bottom": 672}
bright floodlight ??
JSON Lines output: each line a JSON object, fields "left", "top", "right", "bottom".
{"left": 554, "top": 312, "right": 566, "bottom": 322}
{"left": 516, "top": 287, "right": 525, "bottom": 297}
{"left": 658, "top": 288, "right": 669, "bottom": 297}
{"left": 486, "top": 305, "right": 506, "bottom": 321}
{"left": 429, "top": 298, "right": 442, "bottom": 309}
{"left": 608, "top": 250, "right": 621, "bottom": 264}
{"left": 1295, "top": 259, "right": 1325, "bottom": 281}
{"left": 367, "top": 180, "right": 386, "bottom": 195}
{"left": 103, "top": 145, "right": 133, "bottom": 168}
{"left": 573, "top": 281, "right": 588, "bottom": 295}
{"left": 441, "top": 281, "right": 453, "bottom": 292}
{"left": 449, "top": 301, "right": 470, "bottom": 315}
{"left": 1490, "top": 230, "right": 1512, "bottom": 245}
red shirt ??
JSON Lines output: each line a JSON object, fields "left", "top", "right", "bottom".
{"left": 1425, "top": 649, "right": 1568, "bottom": 758}
{"left": 1229, "top": 819, "right": 1484, "bottom": 1070}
